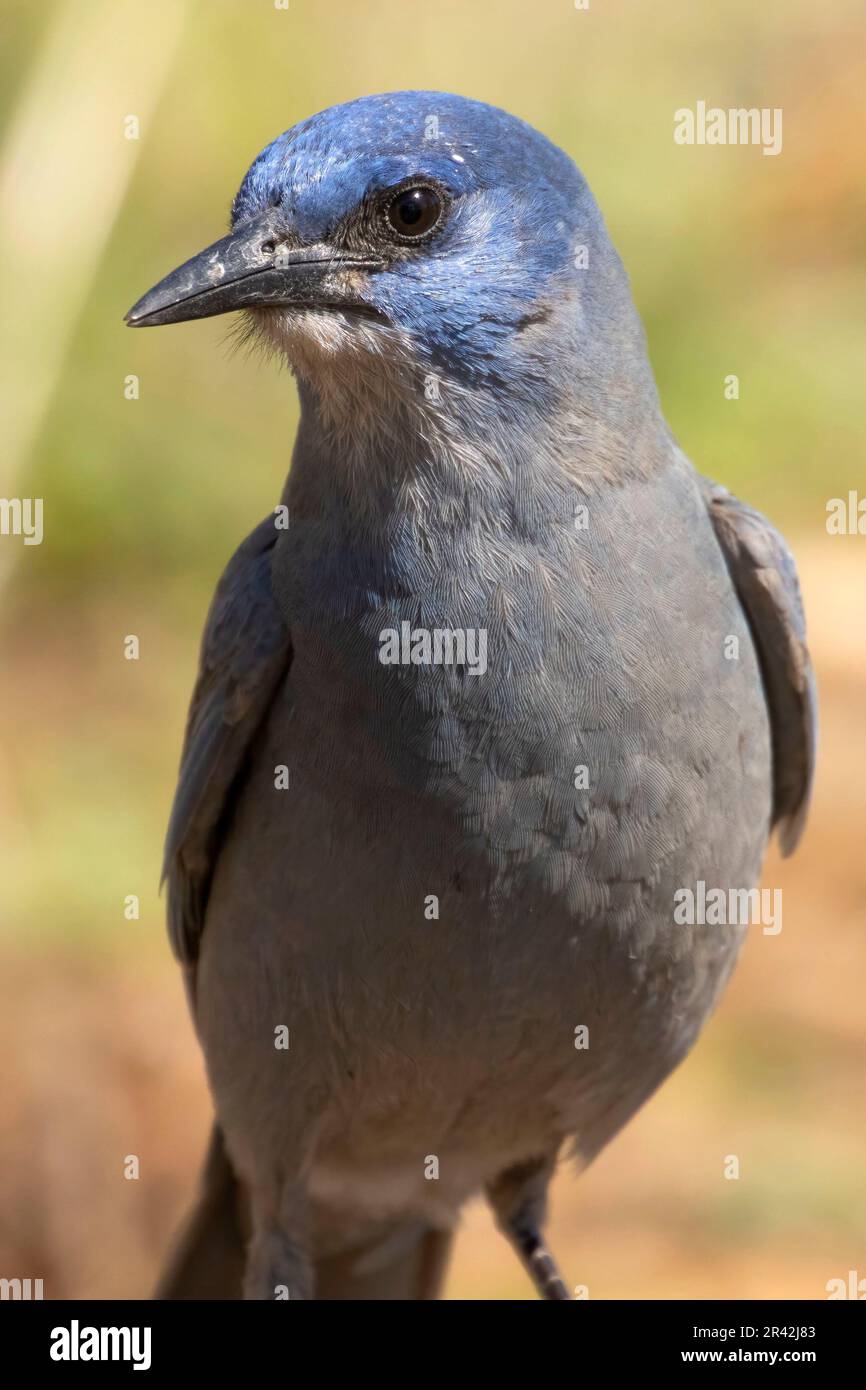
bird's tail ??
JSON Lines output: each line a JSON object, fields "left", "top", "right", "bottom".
{"left": 155, "top": 1125, "right": 453, "bottom": 1300}
{"left": 154, "top": 1125, "right": 245, "bottom": 1299}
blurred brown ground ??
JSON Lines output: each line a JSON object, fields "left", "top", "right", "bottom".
{"left": 1, "top": 539, "right": 863, "bottom": 1300}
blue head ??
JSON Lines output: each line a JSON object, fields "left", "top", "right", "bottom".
{"left": 128, "top": 92, "right": 660, "bottom": 435}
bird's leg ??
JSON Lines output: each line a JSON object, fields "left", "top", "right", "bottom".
{"left": 486, "top": 1154, "right": 572, "bottom": 1301}
{"left": 244, "top": 1224, "right": 313, "bottom": 1300}
{"left": 506, "top": 1221, "right": 572, "bottom": 1301}
{"left": 243, "top": 1181, "right": 312, "bottom": 1300}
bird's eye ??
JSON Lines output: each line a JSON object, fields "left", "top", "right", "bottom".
{"left": 386, "top": 185, "right": 444, "bottom": 240}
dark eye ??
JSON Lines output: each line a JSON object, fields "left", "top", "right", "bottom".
{"left": 386, "top": 185, "right": 444, "bottom": 239}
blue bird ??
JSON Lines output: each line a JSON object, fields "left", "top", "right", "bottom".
{"left": 127, "top": 92, "right": 815, "bottom": 1300}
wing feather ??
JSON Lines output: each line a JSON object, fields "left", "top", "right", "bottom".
{"left": 705, "top": 482, "right": 816, "bottom": 854}
{"left": 163, "top": 516, "right": 291, "bottom": 963}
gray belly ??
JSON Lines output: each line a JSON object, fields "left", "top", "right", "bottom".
{"left": 196, "top": 472, "right": 772, "bottom": 1221}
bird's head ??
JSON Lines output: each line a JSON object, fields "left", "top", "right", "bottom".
{"left": 127, "top": 91, "right": 658, "bottom": 438}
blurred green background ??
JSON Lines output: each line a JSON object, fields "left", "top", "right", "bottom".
{"left": 1, "top": 0, "right": 864, "bottom": 1299}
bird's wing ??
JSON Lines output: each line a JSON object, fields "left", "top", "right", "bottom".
{"left": 704, "top": 481, "right": 816, "bottom": 855}
{"left": 163, "top": 515, "right": 292, "bottom": 965}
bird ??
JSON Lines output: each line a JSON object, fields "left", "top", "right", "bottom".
{"left": 126, "top": 90, "right": 816, "bottom": 1301}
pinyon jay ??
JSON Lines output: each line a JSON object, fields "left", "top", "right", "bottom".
{"left": 126, "top": 91, "right": 816, "bottom": 1300}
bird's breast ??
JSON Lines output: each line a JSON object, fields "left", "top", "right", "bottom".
{"left": 199, "top": 462, "right": 773, "bottom": 1182}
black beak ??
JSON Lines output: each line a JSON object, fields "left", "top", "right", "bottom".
{"left": 125, "top": 210, "right": 381, "bottom": 327}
